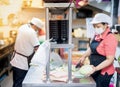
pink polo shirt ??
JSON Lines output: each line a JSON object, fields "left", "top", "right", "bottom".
{"left": 95, "top": 28, "right": 118, "bottom": 75}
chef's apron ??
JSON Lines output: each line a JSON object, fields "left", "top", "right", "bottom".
{"left": 89, "top": 37, "right": 105, "bottom": 78}
{"left": 89, "top": 32, "right": 113, "bottom": 87}
{"left": 89, "top": 38, "right": 106, "bottom": 67}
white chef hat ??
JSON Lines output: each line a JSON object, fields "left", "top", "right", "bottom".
{"left": 91, "top": 13, "right": 112, "bottom": 27}
{"left": 30, "top": 17, "right": 44, "bottom": 29}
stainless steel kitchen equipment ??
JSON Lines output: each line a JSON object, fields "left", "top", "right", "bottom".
{"left": 43, "top": 0, "right": 70, "bottom": 3}
{"left": 22, "top": 65, "right": 96, "bottom": 87}
{"left": 22, "top": 2, "right": 96, "bottom": 87}
{"left": 45, "top": 2, "right": 73, "bottom": 83}
{"left": 49, "top": 20, "right": 69, "bottom": 43}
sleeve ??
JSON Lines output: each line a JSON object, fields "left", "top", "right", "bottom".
{"left": 104, "top": 34, "right": 118, "bottom": 56}
{"left": 29, "top": 31, "right": 40, "bottom": 47}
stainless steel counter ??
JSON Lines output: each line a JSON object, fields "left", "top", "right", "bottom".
{"left": 22, "top": 40, "right": 96, "bottom": 87}
{"left": 22, "top": 66, "right": 96, "bottom": 87}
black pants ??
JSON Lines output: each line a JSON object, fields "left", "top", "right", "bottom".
{"left": 92, "top": 72, "right": 113, "bottom": 87}
{"left": 12, "top": 67, "right": 28, "bottom": 87}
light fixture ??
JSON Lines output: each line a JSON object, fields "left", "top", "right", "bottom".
{"left": 78, "top": 0, "right": 89, "bottom": 7}
{"left": 71, "top": 0, "right": 89, "bottom": 8}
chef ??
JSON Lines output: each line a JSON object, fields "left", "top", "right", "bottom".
{"left": 10, "top": 17, "right": 44, "bottom": 87}
{"left": 76, "top": 13, "right": 118, "bottom": 87}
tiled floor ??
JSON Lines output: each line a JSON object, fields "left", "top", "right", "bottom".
{"left": 0, "top": 72, "right": 13, "bottom": 87}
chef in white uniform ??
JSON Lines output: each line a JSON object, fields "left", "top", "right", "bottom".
{"left": 10, "top": 17, "right": 44, "bottom": 87}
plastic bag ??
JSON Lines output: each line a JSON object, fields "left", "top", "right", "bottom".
{"left": 30, "top": 40, "right": 50, "bottom": 67}
{"left": 50, "top": 51, "right": 63, "bottom": 70}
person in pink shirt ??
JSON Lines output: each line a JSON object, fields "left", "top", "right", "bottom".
{"left": 76, "top": 13, "right": 118, "bottom": 87}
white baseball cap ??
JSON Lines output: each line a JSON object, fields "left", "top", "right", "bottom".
{"left": 30, "top": 17, "right": 44, "bottom": 29}
{"left": 91, "top": 13, "right": 112, "bottom": 26}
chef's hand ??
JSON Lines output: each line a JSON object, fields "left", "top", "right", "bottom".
{"left": 75, "top": 57, "right": 85, "bottom": 68}
{"left": 86, "top": 65, "right": 96, "bottom": 76}
{"left": 75, "top": 62, "right": 83, "bottom": 68}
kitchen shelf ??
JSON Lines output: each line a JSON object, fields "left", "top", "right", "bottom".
{"left": 44, "top": 2, "right": 74, "bottom": 83}
{"left": 44, "top": 3, "right": 74, "bottom": 8}
{"left": 21, "top": 7, "right": 45, "bottom": 12}
{"left": 21, "top": 7, "right": 44, "bottom": 10}
{"left": 51, "top": 44, "right": 74, "bottom": 48}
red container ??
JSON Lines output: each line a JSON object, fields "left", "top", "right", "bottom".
{"left": 109, "top": 83, "right": 114, "bottom": 87}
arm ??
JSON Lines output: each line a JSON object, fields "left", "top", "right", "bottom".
{"left": 79, "top": 47, "right": 91, "bottom": 63}
{"left": 95, "top": 56, "right": 114, "bottom": 71}
{"left": 81, "top": 47, "right": 91, "bottom": 59}
{"left": 34, "top": 45, "right": 39, "bottom": 52}
{"left": 76, "top": 47, "right": 91, "bottom": 68}
{"left": 89, "top": 55, "right": 114, "bottom": 75}
{"left": 29, "top": 30, "right": 40, "bottom": 52}
{"left": 95, "top": 34, "right": 118, "bottom": 71}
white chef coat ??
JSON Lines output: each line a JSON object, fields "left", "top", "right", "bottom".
{"left": 10, "top": 24, "right": 40, "bottom": 70}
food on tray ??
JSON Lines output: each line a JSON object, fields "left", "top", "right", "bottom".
{"left": 79, "top": 65, "right": 93, "bottom": 75}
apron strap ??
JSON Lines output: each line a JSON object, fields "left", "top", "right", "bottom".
{"left": 14, "top": 50, "right": 28, "bottom": 58}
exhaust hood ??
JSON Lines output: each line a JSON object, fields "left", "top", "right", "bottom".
{"left": 89, "top": 1, "right": 111, "bottom": 13}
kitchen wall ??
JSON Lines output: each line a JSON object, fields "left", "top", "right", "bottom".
{"left": 0, "top": 0, "right": 111, "bottom": 39}
{"left": 0, "top": 0, "right": 21, "bottom": 38}
{"left": 0, "top": 0, "right": 45, "bottom": 38}
{"left": 0, "top": 0, "right": 22, "bottom": 25}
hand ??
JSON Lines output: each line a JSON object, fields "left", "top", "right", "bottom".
{"left": 75, "top": 62, "right": 83, "bottom": 68}
{"left": 86, "top": 65, "right": 96, "bottom": 76}
{"left": 75, "top": 57, "right": 85, "bottom": 68}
